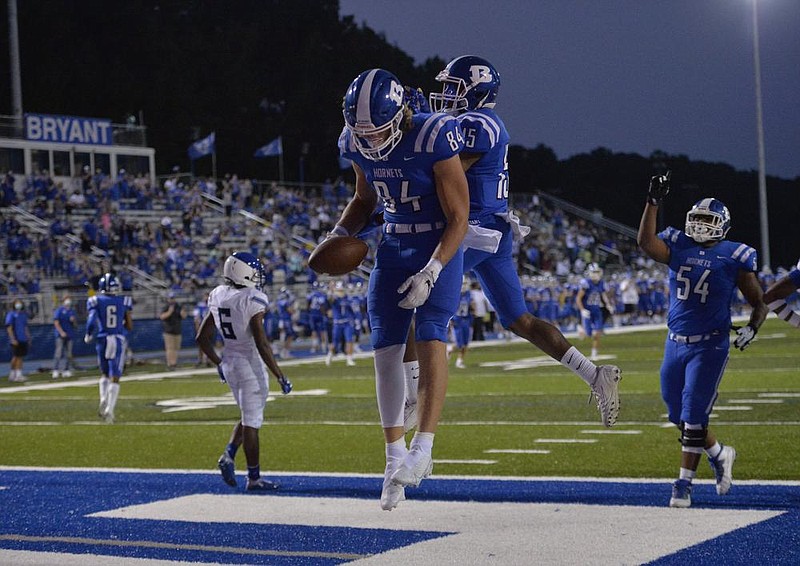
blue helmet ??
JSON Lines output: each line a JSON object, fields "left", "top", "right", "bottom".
{"left": 343, "top": 68, "right": 406, "bottom": 161}
{"left": 685, "top": 198, "right": 731, "bottom": 243}
{"left": 429, "top": 55, "right": 501, "bottom": 114}
{"left": 223, "top": 251, "right": 265, "bottom": 290}
{"left": 98, "top": 273, "right": 120, "bottom": 294}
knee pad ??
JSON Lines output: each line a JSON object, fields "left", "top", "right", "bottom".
{"left": 679, "top": 422, "right": 706, "bottom": 453}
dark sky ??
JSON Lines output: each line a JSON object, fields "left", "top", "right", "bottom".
{"left": 340, "top": 0, "right": 800, "bottom": 180}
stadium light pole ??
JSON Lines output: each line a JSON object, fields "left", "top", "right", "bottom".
{"left": 7, "top": 0, "right": 24, "bottom": 123}
{"left": 752, "top": 0, "right": 771, "bottom": 270}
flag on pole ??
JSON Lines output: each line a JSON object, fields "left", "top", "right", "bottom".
{"left": 254, "top": 136, "right": 283, "bottom": 158}
{"left": 187, "top": 132, "right": 215, "bottom": 160}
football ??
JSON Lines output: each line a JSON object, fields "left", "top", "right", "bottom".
{"left": 308, "top": 236, "right": 369, "bottom": 276}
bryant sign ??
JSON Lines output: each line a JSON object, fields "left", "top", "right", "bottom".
{"left": 25, "top": 113, "right": 113, "bottom": 146}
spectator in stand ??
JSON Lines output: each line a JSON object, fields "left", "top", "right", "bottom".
{"left": 470, "top": 281, "right": 489, "bottom": 341}
{"left": 52, "top": 295, "right": 77, "bottom": 378}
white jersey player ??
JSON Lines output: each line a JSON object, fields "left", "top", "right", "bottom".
{"left": 196, "top": 251, "right": 292, "bottom": 491}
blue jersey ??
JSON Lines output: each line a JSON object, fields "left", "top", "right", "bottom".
{"left": 53, "top": 306, "right": 77, "bottom": 337}
{"left": 458, "top": 108, "right": 511, "bottom": 221}
{"left": 330, "top": 296, "right": 355, "bottom": 325}
{"left": 86, "top": 294, "right": 132, "bottom": 338}
{"left": 307, "top": 290, "right": 329, "bottom": 316}
{"left": 455, "top": 290, "right": 473, "bottom": 318}
{"left": 660, "top": 227, "right": 757, "bottom": 335}
{"left": 5, "top": 310, "right": 28, "bottom": 341}
{"left": 579, "top": 278, "right": 607, "bottom": 308}
{"left": 789, "top": 264, "right": 800, "bottom": 288}
{"left": 339, "top": 112, "right": 464, "bottom": 225}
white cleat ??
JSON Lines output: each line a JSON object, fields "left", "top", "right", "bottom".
{"left": 62, "top": 370, "right": 73, "bottom": 378}
{"left": 380, "top": 457, "right": 406, "bottom": 511}
{"left": 52, "top": 370, "right": 61, "bottom": 379}
{"left": 589, "top": 365, "right": 621, "bottom": 427}
{"left": 391, "top": 448, "right": 433, "bottom": 488}
{"left": 709, "top": 444, "right": 736, "bottom": 495}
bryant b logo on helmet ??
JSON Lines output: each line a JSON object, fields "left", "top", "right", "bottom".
{"left": 389, "top": 80, "right": 404, "bottom": 105}
{"left": 469, "top": 65, "right": 494, "bottom": 84}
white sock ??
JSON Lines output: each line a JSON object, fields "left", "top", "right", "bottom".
{"left": 374, "top": 344, "right": 407, "bottom": 428}
{"left": 386, "top": 437, "right": 407, "bottom": 461}
{"left": 591, "top": 348, "right": 598, "bottom": 359}
{"left": 106, "top": 382, "right": 120, "bottom": 414}
{"left": 560, "top": 346, "right": 597, "bottom": 385}
{"left": 99, "top": 377, "right": 110, "bottom": 403}
{"left": 679, "top": 467, "right": 696, "bottom": 482}
{"left": 406, "top": 432, "right": 434, "bottom": 468}
{"left": 403, "top": 360, "right": 419, "bottom": 405}
{"left": 705, "top": 441, "right": 722, "bottom": 459}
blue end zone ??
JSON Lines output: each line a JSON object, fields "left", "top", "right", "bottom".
{"left": 0, "top": 469, "right": 798, "bottom": 564}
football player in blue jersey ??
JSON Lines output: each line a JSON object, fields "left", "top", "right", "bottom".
{"left": 84, "top": 273, "right": 133, "bottom": 423}
{"left": 333, "top": 68, "right": 469, "bottom": 510}
{"left": 452, "top": 277, "right": 476, "bottom": 369}
{"left": 325, "top": 281, "right": 357, "bottom": 367}
{"left": 763, "top": 258, "right": 800, "bottom": 329}
{"left": 306, "top": 281, "right": 330, "bottom": 354}
{"left": 576, "top": 263, "right": 614, "bottom": 360}
{"left": 638, "top": 172, "right": 767, "bottom": 508}
{"left": 425, "top": 55, "right": 622, "bottom": 425}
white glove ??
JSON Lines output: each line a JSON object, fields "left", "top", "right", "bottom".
{"left": 84, "top": 334, "right": 93, "bottom": 344}
{"left": 398, "top": 259, "right": 442, "bottom": 309}
{"left": 733, "top": 324, "right": 757, "bottom": 351}
{"left": 581, "top": 308, "right": 591, "bottom": 319}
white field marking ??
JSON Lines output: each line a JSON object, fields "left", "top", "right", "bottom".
{"left": 433, "top": 459, "right": 497, "bottom": 465}
{"left": 155, "top": 389, "right": 329, "bottom": 413}
{"left": 758, "top": 332, "right": 787, "bottom": 339}
{"left": 0, "top": 549, "right": 220, "bottom": 566}
{"left": 579, "top": 429, "right": 643, "bottom": 435}
{"left": 759, "top": 392, "right": 800, "bottom": 398}
{"left": 484, "top": 449, "right": 550, "bottom": 454}
{"left": 89, "top": 493, "right": 783, "bottom": 566}
{"left": 4, "top": 465, "right": 800, "bottom": 486}
{"left": 480, "top": 354, "right": 616, "bottom": 371}
{"left": 535, "top": 438, "right": 597, "bottom": 444}
{"left": 5, "top": 420, "right": 800, "bottom": 427}
{"left": 727, "top": 399, "right": 784, "bottom": 404}
{"left": 711, "top": 406, "right": 752, "bottom": 411}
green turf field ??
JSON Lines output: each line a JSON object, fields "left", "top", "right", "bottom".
{"left": 1, "top": 318, "right": 798, "bottom": 482}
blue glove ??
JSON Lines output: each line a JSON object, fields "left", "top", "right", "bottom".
{"left": 217, "top": 364, "right": 226, "bottom": 383}
{"left": 277, "top": 374, "right": 292, "bottom": 394}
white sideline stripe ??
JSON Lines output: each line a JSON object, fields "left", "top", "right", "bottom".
{"left": 727, "top": 399, "right": 783, "bottom": 404}
{"left": 712, "top": 406, "right": 752, "bottom": 411}
{"left": 759, "top": 392, "right": 800, "bottom": 398}
{"left": 580, "top": 429, "right": 643, "bottom": 435}
{"left": 535, "top": 439, "right": 597, "bottom": 444}
{"left": 4, "top": 466, "right": 800, "bottom": 485}
{"left": 89, "top": 493, "right": 783, "bottom": 566}
{"left": 434, "top": 459, "right": 496, "bottom": 465}
{"left": 5, "top": 420, "right": 800, "bottom": 427}
{"left": 484, "top": 449, "right": 550, "bottom": 454}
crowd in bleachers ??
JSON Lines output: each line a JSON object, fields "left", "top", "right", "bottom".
{"left": 0, "top": 168, "right": 793, "bottom": 338}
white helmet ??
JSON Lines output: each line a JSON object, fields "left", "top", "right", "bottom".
{"left": 223, "top": 252, "right": 265, "bottom": 289}
{"left": 586, "top": 263, "right": 603, "bottom": 283}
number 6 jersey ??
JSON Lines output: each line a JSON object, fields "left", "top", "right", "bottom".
{"left": 207, "top": 284, "right": 270, "bottom": 357}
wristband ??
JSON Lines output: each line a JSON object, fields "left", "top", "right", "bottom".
{"left": 330, "top": 225, "right": 350, "bottom": 237}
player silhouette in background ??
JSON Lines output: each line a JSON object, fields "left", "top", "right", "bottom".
{"left": 84, "top": 273, "right": 133, "bottom": 423}
{"left": 763, "top": 257, "right": 800, "bottom": 328}
{"left": 196, "top": 252, "right": 292, "bottom": 491}
{"left": 638, "top": 172, "right": 767, "bottom": 508}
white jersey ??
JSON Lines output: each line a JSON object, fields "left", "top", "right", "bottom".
{"left": 208, "top": 284, "right": 270, "bottom": 358}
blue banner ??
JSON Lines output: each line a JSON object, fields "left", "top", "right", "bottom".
{"left": 254, "top": 136, "right": 283, "bottom": 158}
{"left": 25, "top": 113, "right": 112, "bottom": 146}
{"left": 188, "top": 132, "right": 216, "bottom": 160}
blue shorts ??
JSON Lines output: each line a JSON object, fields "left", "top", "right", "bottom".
{"left": 463, "top": 218, "right": 528, "bottom": 328}
{"left": 368, "top": 230, "right": 463, "bottom": 349}
{"left": 660, "top": 334, "right": 729, "bottom": 426}
{"left": 453, "top": 316, "right": 472, "bottom": 348}
{"left": 308, "top": 314, "right": 327, "bottom": 334}
{"left": 583, "top": 307, "right": 605, "bottom": 335}
{"left": 332, "top": 322, "right": 354, "bottom": 344}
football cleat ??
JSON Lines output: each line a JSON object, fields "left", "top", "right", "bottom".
{"left": 246, "top": 478, "right": 280, "bottom": 491}
{"left": 391, "top": 447, "right": 433, "bottom": 488}
{"left": 669, "top": 479, "right": 692, "bottom": 508}
{"left": 97, "top": 399, "right": 108, "bottom": 418}
{"left": 102, "top": 409, "right": 115, "bottom": 424}
{"left": 217, "top": 453, "right": 237, "bottom": 487}
{"left": 708, "top": 444, "right": 736, "bottom": 495}
{"left": 588, "top": 365, "right": 621, "bottom": 427}
{"left": 52, "top": 370, "right": 61, "bottom": 379}
{"left": 381, "top": 457, "right": 406, "bottom": 511}
{"left": 62, "top": 370, "right": 73, "bottom": 378}
{"left": 403, "top": 400, "right": 418, "bottom": 433}
{"left": 455, "top": 358, "right": 466, "bottom": 369}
